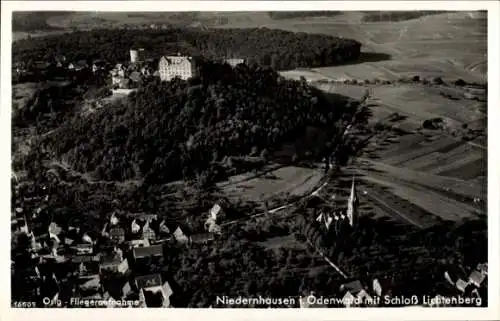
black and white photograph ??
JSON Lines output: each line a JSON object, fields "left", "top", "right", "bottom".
{"left": 2, "top": 1, "right": 499, "bottom": 319}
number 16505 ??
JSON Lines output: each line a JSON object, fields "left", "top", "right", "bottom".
{"left": 13, "top": 301, "right": 37, "bottom": 308}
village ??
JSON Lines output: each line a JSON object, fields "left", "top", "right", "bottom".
{"left": 11, "top": 170, "right": 228, "bottom": 308}
{"left": 11, "top": 163, "right": 488, "bottom": 308}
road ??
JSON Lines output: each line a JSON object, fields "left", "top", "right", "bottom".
{"left": 221, "top": 182, "right": 328, "bottom": 227}
{"left": 220, "top": 173, "right": 351, "bottom": 279}
{"left": 307, "top": 239, "right": 349, "bottom": 279}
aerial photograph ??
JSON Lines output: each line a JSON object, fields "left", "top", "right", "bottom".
{"left": 10, "top": 9, "right": 488, "bottom": 309}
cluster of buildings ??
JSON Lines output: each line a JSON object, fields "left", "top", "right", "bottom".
{"left": 14, "top": 47, "right": 246, "bottom": 91}
{"left": 300, "top": 262, "right": 488, "bottom": 309}
{"left": 11, "top": 179, "right": 224, "bottom": 307}
{"left": 303, "top": 177, "right": 487, "bottom": 308}
{"left": 437, "top": 262, "right": 488, "bottom": 306}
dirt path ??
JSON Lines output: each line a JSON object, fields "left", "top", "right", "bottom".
{"left": 306, "top": 239, "right": 349, "bottom": 279}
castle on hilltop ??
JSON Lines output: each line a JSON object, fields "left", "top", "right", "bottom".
{"left": 158, "top": 54, "right": 197, "bottom": 81}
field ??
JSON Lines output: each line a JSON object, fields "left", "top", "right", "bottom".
{"left": 221, "top": 165, "right": 323, "bottom": 203}
{"left": 276, "top": 12, "right": 486, "bottom": 229}
{"left": 219, "top": 11, "right": 487, "bottom": 229}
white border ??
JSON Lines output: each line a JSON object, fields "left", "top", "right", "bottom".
{"left": 1, "top": 2, "right": 499, "bottom": 321}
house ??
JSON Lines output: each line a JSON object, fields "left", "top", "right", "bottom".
{"left": 33, "top": 61, "right": 51, "bottom": 71}
{"left": 99, "top": 256, "right": 129, "bottom": 274}
{"left": 136, "top": 273, "right": 162, "bottom": 289}
{"left": 92, "top": 60, "right": 107, "bottom": 73}
{"left": 135, "top": 274, "right": 173, "bottom": 308}
{"left": 13, "top": 61, "right": 26, "bottom": 74}
{"left": 205, "top": 203, "right": 224, "bottom": 233}
{"left": 477, "top": 263, "right": 488, "bottom": 276}
{"left": 109, "top": 228, "right": 125, "bottom": 242}
{"left": 71, "top": 255, "right": 97, "bottom": 264}
{"left": 132, "top": 244, "right": 163, "bottom": 260}
{"left": 72, "top": 243, "right": 93, "bottom": 255}
{"left": 141, "top": 65, "right": 155, "bottom": 77}
{"left": 158, "top": 55, "right": 197, "bottom": 81}
{"left": 131, "top": 219, "right": 141, "bottom": 234}
{"left": 116, "top": 64, "right": 126, "bottom": 78}
{"left": 469, "top": 271, "right": 486, "bottom": 288}
{"left": 112, "top": 75, "right": 123, "bottom": 87}
{"left": 173, "top": 226, "right": 190, "bottom": 244}
{"left": 455, "top": 279, "right": 468, "bottom": 293}
{"left": 122, "top": 281, "right": 133, "bottom": 299}
{"left": 225, "top": 58, "right": 245, "bottom": 68}
{"left": 130, "top": 48, "right": 146, "bottom": 63}
{"left": 130, "top": 238, "right": 150, "bottom": 248}
{"left": 119, "top": 78, "right": 131, "bottom": 89}
{"left": 210, "top": 203, "right": 222, "bottom": 221}
{"left": 342, "top": 291, "right": 357, "bottom": 308}
{"left": 158, "top": 220, "right": 170, "bottom": 236}
{"left": 64, "top": 237, "right": 75, "bottom": 246}
{"left": 372, "top": 278, "right": 383, "bottom": 296}
{"left": 129, "top": 71, "right": 142, "bottom": 84}
{"left": 48, "top": 222, "right": 62, "bottom": 237}
{"left": 340, "top": 280, "right": 374, "bottom": 307}
{"left": 73, "top": 60, "right": 89, "bottom": 71}
{"left": 142, "top": 220, "right": 156, "bottom": 241}
{"left": 149, "top": 238, "right": 171, "bottom": 245}
{"left": 471, "top": 288, "right": 482, "bottom": 303}
{"left": 73, "top": 257, "right": 99, "bottom": 276}
{"left": 30, "top": 233, "right": 43, "bottom": 252}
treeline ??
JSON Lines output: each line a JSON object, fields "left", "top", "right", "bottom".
{"left": 268, "top": 11, "right": 343, "bottom": 20}
{"left": 12, "top": 27, "right": 361, "bottom": 71}
{"left": 361, "top": 11, "right": 450, "bottom": 22}
{"left": 12, "top": 12, "right": 65, "bottom": 32}
{"left": 40, "top": 62, "right": 367, "bottom": 185}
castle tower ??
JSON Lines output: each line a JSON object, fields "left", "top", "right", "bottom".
{"left": 130, "top": 49, "right": 139, "bottom": 63}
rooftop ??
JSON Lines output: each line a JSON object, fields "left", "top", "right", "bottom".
{"left": 340, "top": 280, "right": 364, "bottom": 294}
{"left": 110, "top": 227, "right": 125, "bottom": 236}
{"left": 71, "top": 255, "right": 95, "bottom": 263}
{"left": 133, "top": 244, "right": 163, "bottom": 258}
{"left": 136, "top": 274, "right": 162, "bottom": 289}
{"left": 469, "top": 271, "right": 486, "bottom": 286}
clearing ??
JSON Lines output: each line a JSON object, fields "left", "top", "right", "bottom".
{"left": 221, "top": 165, "right": 323, "bottom": 203}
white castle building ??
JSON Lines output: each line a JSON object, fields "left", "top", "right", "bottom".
{"left": 130, "top": 48, "right": 146, "bottom": 63}
{"left": 158, "top": 55, "right": 197, "bottom": 81}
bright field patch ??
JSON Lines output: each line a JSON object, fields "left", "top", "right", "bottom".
{"left": 371, "top": 85, "right": 484, "bottom": 125}
{"left": 222, "top": 166, "right": 323, "bottom": 202}
{"left": 257, "top": 235, "right": 307, "bottom": 250}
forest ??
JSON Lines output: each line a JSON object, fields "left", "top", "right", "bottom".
{"left": 12, "top": 12, "right": 65, "bottom": 32}
{"left": 12, "top": 27, "right": 361, "bottom": 71}
{"left": 37, "top": 62, "right": 369, "bottom": 185}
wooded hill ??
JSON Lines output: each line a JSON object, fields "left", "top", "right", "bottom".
{"left": 12, "top": 27, "right": 361, "bottom": 71}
